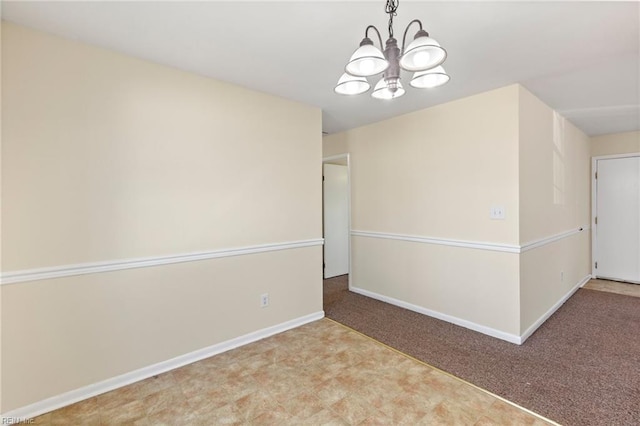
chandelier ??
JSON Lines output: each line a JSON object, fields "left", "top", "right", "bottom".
{"left": 335, "top": 0, "right": 450, "bottom": 99}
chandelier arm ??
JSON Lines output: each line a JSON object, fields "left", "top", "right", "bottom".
{"left": 365, "top": 25, "right": 385, "bottom": 51}
{"left": 401, "top": 19, "right": 424, "bottom": 53}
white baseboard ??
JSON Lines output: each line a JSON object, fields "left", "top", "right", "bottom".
{"left": 1, "top": 311, "right": 324, "bottom": 421}
{"left": 519, "top": 274, "right": 591, "bottom": 343}
{"left": 351, "top": 275, "right": 592, "bottom": 346}
{"left": 349, "top": 287, "right": 522, "bottom": 344}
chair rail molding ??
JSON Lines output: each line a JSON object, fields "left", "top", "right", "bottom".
{"left": 1, "top": 238, "right": 324, "bottom": 285}
{"left": 351, "top": 227, "right": 589, "bottom": 254}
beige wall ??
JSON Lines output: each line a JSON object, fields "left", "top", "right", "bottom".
{"left": 2, "top": 248, "right": 321, "bottom": 411}
{"left": 340, "top": 84, "right": 591, "bottom": 339}
{"left": 352, "top": 238, "right": 520, "bottom": 334}
{"left": 3, "top": 23, "right": 321, "bottom": 271}
{"left": 519, "top": 87, "right": 591, "bottom": 242}
{"left": 346, "top": 85, "right": 522, "bottom": 335}
{"left": 322, "top": 133, "right": 348, "bottom": 158}
{"left": 591, "top": 131, "right": 640, "bottom": 157}
{"left": 1, "top": 22, "right": 322, "bottom": 412}
{"left": 349, "top": 85, "right": 520, "bottom": 244}
{"left": 518, "top": 87, "right": 591, "bottom": 333}
{"left": 519, "top": 232, "right": 590, "bottom": 333}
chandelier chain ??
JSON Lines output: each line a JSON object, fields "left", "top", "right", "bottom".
{"left": 385, "top": 0, "right": 399, "bottom": 38}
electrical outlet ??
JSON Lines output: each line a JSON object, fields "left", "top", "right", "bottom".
{"left": 490, "top": 205, "right": 505, "bottom": 220}
{"left": 260, "top": 293, "right": 269, "bottom": 308}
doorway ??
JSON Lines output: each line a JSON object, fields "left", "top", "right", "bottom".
{"left": 592, "top": 154, "right": 640, "bottom": 284}
{"left": 322, "top": 154, "right": 350, "bottom": 280}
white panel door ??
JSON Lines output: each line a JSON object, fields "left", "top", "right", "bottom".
{"left": 323, "top": 164, "right": 349, "bottom": 278}
{"left": 595, "top": 156, "right": 640, "bottom": 283}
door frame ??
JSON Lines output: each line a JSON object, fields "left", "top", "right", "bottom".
{"left": 322, "top": 154, "right": 351, "bottom": 286}
{"left": 591, "top": 152, "right": 640, "bottom": 279}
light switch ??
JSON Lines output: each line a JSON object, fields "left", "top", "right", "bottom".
{"left": 490, "top": 205, "right": 505, "bottom": 220}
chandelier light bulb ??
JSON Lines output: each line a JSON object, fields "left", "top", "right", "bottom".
{"left": 372, "top": 78, "right": 405, "bottom": 100}
{"left": 399, "top": 30, "right": 447, "bottom": 72}
{"left": 359, "top": 59, "right": 375, "bottom": 75}
{"left": 345, "top": 40, "right": 389, "bottom": 77}
{"left": 412, "top": 51, "right": 431, "bottom": 69}
{"left": 410, "top": 66, "right": 450, "bottom": 89}
{"left": 334, "top": 73, "right": 371, "bottom": 95}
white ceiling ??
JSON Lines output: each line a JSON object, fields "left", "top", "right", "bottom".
{"left": 2, "top": 1, "right": 639, "bottom": 136}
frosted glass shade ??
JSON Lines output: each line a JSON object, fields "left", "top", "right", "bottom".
{"left": 400, "top": 35, "right": 447, "bottom": 72}
{"left": 410, "top": 66, "right": 450, "bottom": 88}
{"left": 334, "top": 73, "right": 370, "bottom": 95}
{"left": 371, "top": 78, "right": 405, "bottom": 100}
{"left": 345, "top": 44, "right": 389, "bottom": 77}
